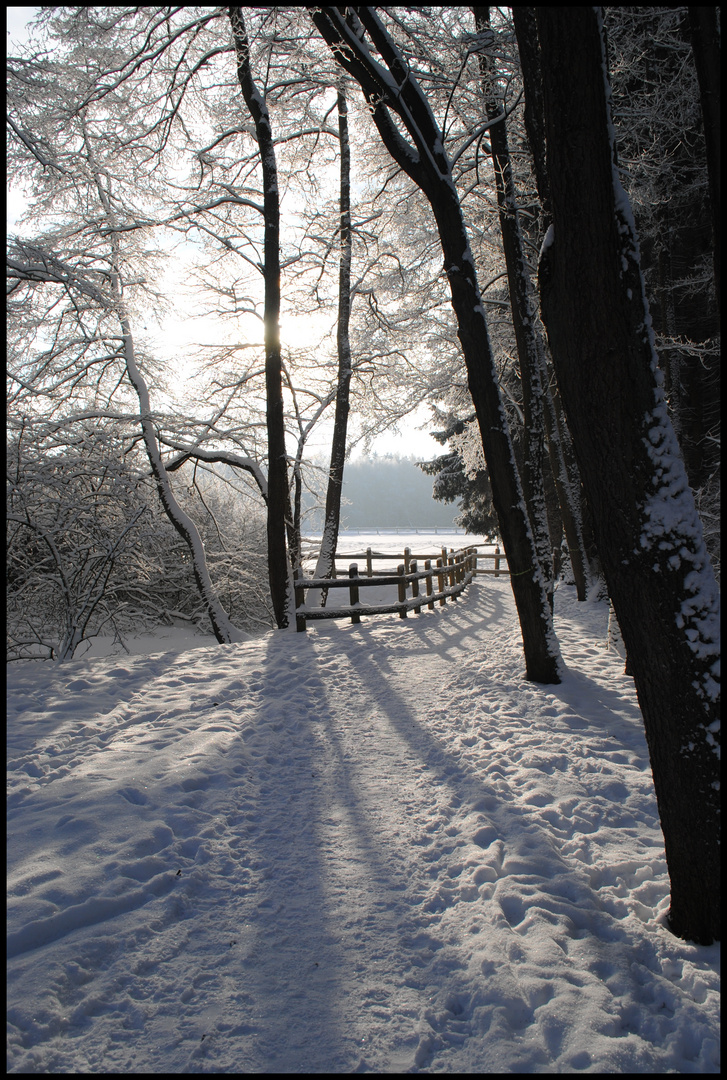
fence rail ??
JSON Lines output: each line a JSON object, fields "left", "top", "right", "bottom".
{"left": 294, "top": 545, "right": 487, "bottom": 632}
{"left": 322, "top": 544, "right": 509, "bottom": 578}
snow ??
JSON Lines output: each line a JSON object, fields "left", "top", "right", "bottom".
{"left": 539, "top": 223, "right": 554, "bottom": 259}
{"left": 7, "top": 561, "right": 720, "bottom": 1073}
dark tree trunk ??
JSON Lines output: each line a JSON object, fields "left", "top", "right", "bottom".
{"left": 687, "top": 7, "right": 721, "bottom": 300}
{"left": 288, "top": 460, "right": 303, "bottom": 575}
{"left": 229, "top": 6, "right": 293, "bottom": 629}
{"left": 540, "top": 351, "right": 590, "bottom": 600}
{"left": 535, "top": 7, "right": 720, "bottom": 944}
{"left": 511, "top": 7, "right": 550, "bottom": 223}
{"left": 511, "top": 5, "right": 591, "bottom": 601}
{"left": 314, "top": 88, "right": 353, "bottom": 600}
{"left": 475, "top": 6, "right": 552, "bottom": 607}
{"left": 311, "top": 6, "right": 562, "bottom": 684}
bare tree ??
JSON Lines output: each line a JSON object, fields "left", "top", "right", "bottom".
{"left": 473, "top": 7, "right": 552, "bottom": 605}
{"left": 312, "top": 87, "right": 354, "bottom": 596}
{"left": 686, "top": 6, "right": 720, "bottom": 299}
{"left": 311, "top": 6, "right": 562, "bottom": 683}
{"left": 228, "top": 6, "right": 295, "bottom": 629}
{"left": 7, "top": 19, "right": 247, "bottom": 645}
{"left": 7, "top": 420, "right": 149, "bottom": 661}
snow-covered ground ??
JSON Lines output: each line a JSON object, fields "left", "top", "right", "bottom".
{"left": 7, "top": 569, "right": 720, "bottom": 1072}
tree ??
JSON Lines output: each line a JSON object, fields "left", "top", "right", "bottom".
{"left": 6, "top": 61, "right": 246, "bottom": 650}
{"left": 473, "top": 6, "right": 553, "bottom": 605}
{"left": 418, "top": 411, "right": 500, "bottom": 538}
{"left": 228, "top": 6, "right": 294, "bottom": 629}
{"left": 312, "top": 87, "right": 354, "bottom": 599}
{"left": 531, "top": 7, "right": 719, "bottom": 944}
{"left": 506, "top": 3, "right": 594, "bottom": 601}
{"left": 603, "top": 8, "right": 719, "bottom": 498}
{"left": 311, "top": 5, "right": 562, "bottom": 684}
{"left": 686, "top": 7, "right": 720, "bottom": 299}
{"left": 7, "top": 420, "right": 150, "bottom": 661}
{"left": 7, "top": 7, "right": 299, "bottom": 640}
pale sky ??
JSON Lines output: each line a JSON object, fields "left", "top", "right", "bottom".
{"left": 6, "top": 7, "right": 39, "bottom": 51}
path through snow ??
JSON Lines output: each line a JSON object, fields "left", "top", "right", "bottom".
{"left": 7, "top": 580, "right": 720, "bottom": 1072}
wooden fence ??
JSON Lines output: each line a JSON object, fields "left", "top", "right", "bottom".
{"left": 294, "top": 545, "right": 488, "bottom": 632}
{"left": 326, "top": 544, "right": 510, "bottom": 579}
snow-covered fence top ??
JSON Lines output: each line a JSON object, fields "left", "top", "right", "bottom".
{"left": 294, "top": 546, "right": 484, "bottom": 632}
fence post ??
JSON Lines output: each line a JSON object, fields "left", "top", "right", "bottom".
{"left": 448, "top": 555, "right": 456, "bottom": 592}
{"left": 404, "top": 546, "right": 412, "bottom": 574}
{"left": 425, "top": 559, "right": 434, "bottom": 610}
{"left": 294, "top": 568, "right": 307, "bottom": 633}
{"left": 494, "top": 545, "right": 501, "bottom": 577}
{"left": 349, "top": 563, "right": 361, "bottom": 624}
{"left": 437, "top": 557, "right": 446, "bottom": 606}
{"left": 366, "top": 547, "right": 373, "bottom": 577}
{"left": 397, "top": 563, "right": 408, "bottom": 618}
{"left": 411, "top": 559, "right": 421, "bottom": 614}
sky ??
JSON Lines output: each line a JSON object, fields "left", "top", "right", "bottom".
{"left": 6, "top": 5, "right": 444, "bottom": 463}
{"left": 7, "top": 553, "right": 720, "bottom": 1073}
{"left": 6, "top": 6, "right": 36, "bottom": 49}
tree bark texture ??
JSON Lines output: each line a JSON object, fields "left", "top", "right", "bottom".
{"left": 312, "top": 5, "right": 562, "bottom": 683}
{"left": 229, "top": 6, "right": 293, "bottom": 629}
{"left": 687, "top": 7, "right": 721, "bottom": 300}
{"left": 536, "top": 7, "right": 720, "bottom": 944}
{"left": 539, "top": 346, "right": 591, "bottom": 601}
{"left": 510, "top": 7, "right": 551, "bottom": 224}
{"left": 511, "top": 6, "right": 591, "bottom": 601}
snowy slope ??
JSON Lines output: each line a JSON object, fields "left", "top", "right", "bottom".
{"left": 7, "top": 579, "right": 720, "bottom": 1073}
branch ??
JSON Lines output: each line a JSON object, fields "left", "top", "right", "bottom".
{"left": 6, "top": 115, "right": 68, "bottom": 174}
{"left": 158, "top": 437, "right": 268, "bottom": 502}
{"left": 449, "top": 93, "right": 523, "bottom": 169}
{"left": 7, "top": 242, "right": 112, "bottom": 306}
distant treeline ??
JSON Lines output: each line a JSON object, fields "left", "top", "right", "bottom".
{"left": 305, "top": 455, "right": 458, "bottom": 529}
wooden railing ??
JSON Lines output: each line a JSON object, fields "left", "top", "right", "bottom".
{"left": 326, "top": 544, "right": 510, "bottom": 579}
{"left": 294, "top": 545, "right": 480, "bottom": 632}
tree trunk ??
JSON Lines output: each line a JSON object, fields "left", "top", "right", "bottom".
{"left": 687, "top": 7, "right": 721, "bottom": 300}
{"left": 313, "top": 88, "right": 353, "bottom": 603}
{"left": 511, "top": 7, "right": 551, "bottom": 222}
{"left": 536, "top": 7, "right": 720, "bottom": 944}
{"left": 540, "top": 350, "right": 590, "bottom": 600}
{"left": 229, "top": 6, "right": 293, "bottom": 630}
{"left": 511, "top": 5, "right": 591, "bottom": 601}
{"left": 122, "top": 326, "right": 242, "bottom": 645}
{"left": 312, "top": 6, "right": 562, "bottom": 684}
{"left": 475, "top": 6, "right": 553, "bottom": 607}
